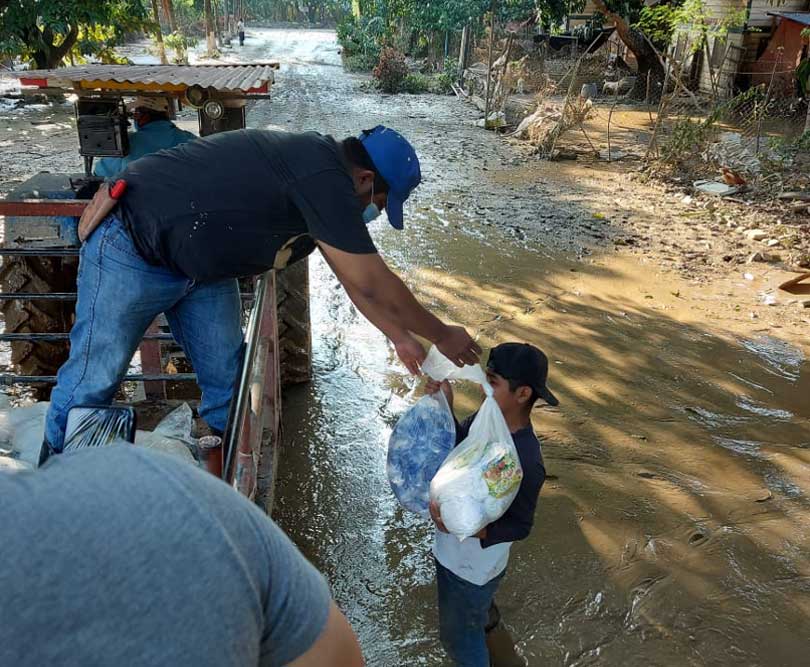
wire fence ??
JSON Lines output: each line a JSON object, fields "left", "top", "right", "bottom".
{"left": 495, "top": 40, "right": 810, "bottom": 201}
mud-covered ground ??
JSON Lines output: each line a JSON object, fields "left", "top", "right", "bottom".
{"left": 2, "top": 28, "right": 809, "bottom": 667}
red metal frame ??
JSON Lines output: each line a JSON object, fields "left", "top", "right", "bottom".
{"left": 224, "top": 272, "right": 281, "bottom": 505}
{"left": 0, "top": 199, "right": 88, "bottom": 217}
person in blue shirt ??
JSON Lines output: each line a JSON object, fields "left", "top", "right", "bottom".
{"left": 426, "top": 342, "right": 558, "bottom": 667}
{"left": 94, "top": 96, "right": 196, "bottom": 178}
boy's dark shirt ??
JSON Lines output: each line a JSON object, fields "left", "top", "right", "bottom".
{"left": 454, "top": 412, "right": 545, "bottom": 549}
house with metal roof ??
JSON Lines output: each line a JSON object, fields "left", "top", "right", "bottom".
{"left": 670, "top": 0, "right": 809, "bottom": 98}
{"left": 749, "top": 12, "right": 810, "bottom": 95}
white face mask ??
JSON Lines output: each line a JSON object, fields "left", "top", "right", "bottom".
{"left": 362, "top": 181, "right": 381, "bottom": 225}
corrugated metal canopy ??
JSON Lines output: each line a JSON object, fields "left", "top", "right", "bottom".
{"left": 766, "top": 11, "right": 810, "bottom": 27}
{"left": 10, "top": 63, "right": 278, "bottom": 94}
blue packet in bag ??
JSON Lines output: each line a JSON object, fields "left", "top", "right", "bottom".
{"left": 387, "top": 390, "right": 455, "bottom": 516}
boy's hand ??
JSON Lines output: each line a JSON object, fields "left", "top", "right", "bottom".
{"left": 425, "top": 379, "right": 454, "bottom": 407}
{"left": 429, "top": 500, "right": 449, "bottom": 533}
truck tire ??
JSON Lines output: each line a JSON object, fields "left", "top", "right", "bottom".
{"left": 276, "top": 258, "right": 311, "bottom": 387}
{"left": 0, "top": 255, "right": 78, "bottom": 399}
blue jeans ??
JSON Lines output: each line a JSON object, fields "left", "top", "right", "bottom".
{"left": 436, "top": 559, "right": 506, "bottom": 667}
{"left": 45, "top": 215, "right": 243, "bottom": 451}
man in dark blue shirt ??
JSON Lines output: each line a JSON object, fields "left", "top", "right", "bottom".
{"left": 427, "top": 342, "right": 558, "bottom": 667}
{"left": 44, "top": 126, "right": 481, "bottom": 453}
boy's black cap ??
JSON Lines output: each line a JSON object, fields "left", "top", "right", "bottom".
{"left": 486, "top": 342, "right": 559, "bottom": 406}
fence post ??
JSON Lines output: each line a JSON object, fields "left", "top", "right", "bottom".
{"left": 756, "top": 47, "right": 782, "bottom": 155}
{"left": 484, "top": 2, "right": 497, "bottom": 128}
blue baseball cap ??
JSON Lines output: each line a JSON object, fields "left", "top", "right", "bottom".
{"left": 358, "top": 125, "right": 421, "bottom": 230}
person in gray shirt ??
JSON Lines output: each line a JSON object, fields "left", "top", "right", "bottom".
{"left": 0, "top": 445, "right": 364, "bottom": 667}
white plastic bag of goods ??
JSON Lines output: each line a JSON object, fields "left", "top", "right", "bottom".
{"left": 0, "top": 399, "right": 50, "bottom": 467}
{"left": 386, "top": 345, "right": 486, "bottom": 517}
{"left": 420, "top": 345, "right": 488, "bottom": 386}
{"left": 428, "top": 352, "right": 523, "bottom": 541}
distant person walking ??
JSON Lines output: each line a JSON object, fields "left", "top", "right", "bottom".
{"left": 237, "top": 19, "right": 245, "bottom": 46}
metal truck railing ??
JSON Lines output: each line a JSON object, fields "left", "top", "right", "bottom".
{"left": 0, "top": 198, "right": 282, "bottom": 506}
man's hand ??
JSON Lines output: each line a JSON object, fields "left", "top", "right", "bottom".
{"left": 429, "top": 500, "right": 449, "bottom": 533}
{"left": 435, "top": 324, "right": 481, "bottom": 367}
{"left": 425, "top": 379, "right": 454, "bottom": 409}
{"left": 393, "top": 334, "right": 426, "bottom": 375}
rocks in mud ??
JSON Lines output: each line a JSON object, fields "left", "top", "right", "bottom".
{"left": 748, "top": 251, "right": 781, "bottom": 263}
{"left": 744, "top": 229, "right": 768, "bottom": 241}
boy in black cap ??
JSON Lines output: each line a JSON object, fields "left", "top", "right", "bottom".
{"left": 426, "top": 342, "right": 558, "bottom": 667}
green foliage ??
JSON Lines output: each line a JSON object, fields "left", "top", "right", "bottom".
{"left": 634, "top": 3, "right": 681, "bottom": 50}
{"left": 796, "top": 57, "right": 810, "bottom": 97}
{"left": 0, "top": 0, "right": 149, "bottom": 68}
{"left": 343, "top": 51, "right": 379, "bottom": 71}
{"left": 337, "top": 13, "right": 383, "bottom": 67}
{"left": 401, "top": 71, "right": 431, "bottom": 93}
{"left": 631, "top": 0, "right": 747, "bottom": 54}
{"left": 372, "top": 46, "right": 408, "bottom": 92}
{"left": 341, "top": 0, "right": 568, "bottom": 74}
{"left": 661, "top": 87, "right": 765, "bottom": 164}
{"left": 164, "top": 29, "right": 197, "bottom": 63}
{"left": 431, "top": 57, "right": 458, "bottom": 94}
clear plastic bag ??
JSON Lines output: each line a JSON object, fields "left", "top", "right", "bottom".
{"left": 428, "top": 353, "right": 524, "bottom": 541}
{"left": 133, "top": 403, "right": 197, "bottom": 464}
{"left": 386, "top": 345, "right": 487, "bottom": 516}
{"left": 387, "top": 390, "right": 455, "bottom": 516}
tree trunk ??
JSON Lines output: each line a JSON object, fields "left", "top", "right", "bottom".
{"left": 591, "top": 0, "right": 666, "bottom": 100}
{"left": 161, "top": 0, "right": 178, "bottom": 33}
{"left": 150, "top": 0, "right": 169, "bottom": 64}
{"left": 31, "top": 24, "right": 79, "bottom": 69}
{"left": 204, "top": 0, "right": 216, "bottom": 55}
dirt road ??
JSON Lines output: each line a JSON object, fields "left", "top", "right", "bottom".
{"left": 2, "top": 28, "right": 809, "bottom": 667}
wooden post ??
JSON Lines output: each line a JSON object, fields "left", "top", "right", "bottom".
{"left": 607, "top": 84, "right": 619, "bottom": 161}
{"left": 483, "top": 2, "right": 497, "bottom": 129}
{"left": 458, "top": 24, "right": 470, "bottom": 85}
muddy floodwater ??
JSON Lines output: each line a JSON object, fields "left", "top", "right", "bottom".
{"left": 230, "top": 29, "right": 810, "bottom": 667}
{"left": 2, "top": 27, "right": 809, "bottom": 666}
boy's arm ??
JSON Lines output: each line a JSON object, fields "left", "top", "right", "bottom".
{"left": 480, "top": 461, "right": 545, "bottom": 548}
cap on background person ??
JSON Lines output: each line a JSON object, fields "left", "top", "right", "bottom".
{"left": 126, "top": 95, "right": 175, "bottom": 119}
{"left": 487, "top": 342, "right": 560, "bottom": 406}
{"left": 359, "top": 125, "right": 421, "bottom": 230}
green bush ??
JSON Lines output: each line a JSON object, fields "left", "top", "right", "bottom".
{"left": 373, "top": 47, "right": 408, "bottom": 94}
{"left": 337, "top": 14, "right": 382, "bottom": 69}
{"left": 432, "top": 58, "right": 458, "bottom": 95}
{"left": 402, "top": 72, "right": 431, "bottom": 94}
{"left": 344, "top": 52, "right": 379, "bottom": 72}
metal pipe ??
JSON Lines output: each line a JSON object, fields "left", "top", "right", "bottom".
{"left": 0, "top": 332, "right": 175, "bottom": 341}
{"left": 0, "top": 373, "right": 197, "bottom": 384}
{"left": 0, "top": 249, "right": 80, "bottom": 256}
{"left": 0, "top": 291, "right": 256, "bottom": 301}
{"left": 0, "top": 199, "right": 88, "bottom": 216}
{"left": 223, "top": 271, "right": 269, "bottom": 483}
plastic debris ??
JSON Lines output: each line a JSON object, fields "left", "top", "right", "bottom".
{"left": 134, "top": 403, "right": 197, "bottom": 464}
